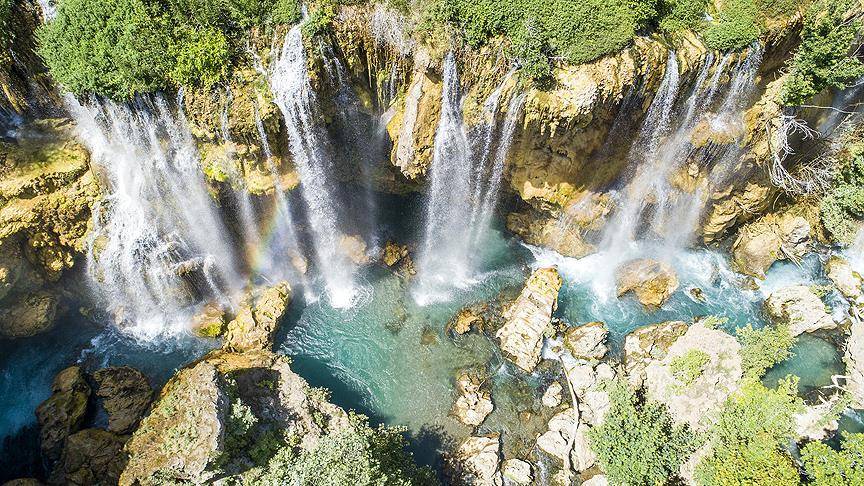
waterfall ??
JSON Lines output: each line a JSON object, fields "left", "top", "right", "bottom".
{"left": 415, "top": 54, "right": 522, "bottom": 301}
{"left": 270, "top": 26, "right": 358, "bottom": 307}
{"left": 69, "top": 94, "right": 242, "bottom": 338}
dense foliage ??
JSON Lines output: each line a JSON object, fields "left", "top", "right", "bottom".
{"left": 702, "top": 0, "right": 761, "bottom": 50}
{"left": 587, "top": 380, "right": 698, "bottom": 486}
{"left": 802, "top": 432, "right": 864, "bottom": 485}
{"left": 782, "top": 0, "right": 864, "bottom": 106}
{"left": 821, "top": 144, "right": 864, "bottom": 243}
{"left": 37, "top": 0, "right": 301, "bottom": 98}
{"left": 695, "top": 377, "right": 804, "bottom": 485}
{"left": 736, "top": 323, "right": 796, "bottom": 377}
{"left": 670, "top": 349, "right": 710, "bottom": 386}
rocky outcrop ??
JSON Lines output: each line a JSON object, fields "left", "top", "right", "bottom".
{"left": 93, "top": 367, "right": 153, "bottom": 434}
{"left": 616, "top": 259, "right": 679, "bottom": 308}
{"left": 381, "top": 241, "right": 416, "bottom": 276}
{"left": 451, "top": 307, "right": 484, "bottom": 335}
{"left": 505, "top": 210, "right": 596, "bottom": 258}
{"left": 450, "top": 435, "right": 502, "bottom": 486}
{"left": 536, "top": 407, "right": 596, "bottom": 473}
{"left": 563, "top": 321, "right": 608, "bottom": 360}
{"left": 846, "top": 316, "right": 864, "bottom": 409}
{"left": 452, "top": 370, "right": 494, "bottom": 427}
{"left": 496, "top": 267, "right": 562, "bottom": 372}
{"left": 731, "top": 212, "right": 810, "bottom": 278}
{"left": 222, "top": 281, "right": 291, "bottom": 351}
{"left": 826, "top": 256, "right": 863, "bottom": 301}
{"left": 624, "top": 321, "right": 689, "bottom": 389}
{"left": 190, "top": 302, "right": 227, "bottom": 338}
{"left": 542, "top": 381, "right": 563, "bottom": 408}
{"left": 764, "top": 285, "right": 836, "bottom": 337}
{"left": 35, "top": 366, "right": 91, "bottom": 466}
{"left": 501, "top": 459, "right": 532, "bottom": 484}
{"left": 49, "top": 428, "right": 127, "bottom": 486}
{"left": 644, "top": 322, "right": 743, "bottom": 431}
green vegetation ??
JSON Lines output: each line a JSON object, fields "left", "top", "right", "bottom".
{"left": 782, "top": 0, "right": 864, "bottom": 106}
{"left": 670, "top": 349, "right": 711, "bottom": 386}
{"left": 659, "top": 0, "right": 708, "bottom": 33}
{"left": 821, "top": 144, "right": 864, "bottom": 243}
{"left": 702, "top": 0, "right": 761, "bottom": 50}
{"left": 37, "top": 0, "right": 302, "bottom": 99}
{"left": 802, "top": 432, "right": 864, "bottom": 485}
{"left": 695, "top": 377, "right": 804, "bottom": 485}
{"left": 736, "top": 323, "right": 796, "bottom": 377}
{"left": 587, "top": 380, "right": 698, "bottom": 486}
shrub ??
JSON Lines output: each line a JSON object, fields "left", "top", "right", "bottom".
{"left": 821, "top": 145, "right": 864, "bottom": 243}
{"left": 670, "top": 349, "right": 710, "bottom": 386}
{"left": 169, "top": 27, "right": 231, "bottom": 88}
{"left": 659, "top": 0, "right": 708, "bottom": 33}
{"left": 736, "top": 323, "right": 796, "bottom": 377}
{"left": 587, "top": 379, "right": 698, "bottom": 486}
{"left": 702, "top": 0, "right": 761, "bottom": 51}
{"left": 781, "top": 0, "right": 864, "bottom": 106}
{"left": 695, "top": 377, "right": 804, "bottom": 485}
{"left": 802, "top": 432, "right": 864, "bottom": 485}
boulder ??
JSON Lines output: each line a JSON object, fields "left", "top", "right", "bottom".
{"left": 49, "top": 428, "right": 127, "bottom": 486}
{"left": 190, "top": 302, "right": 227, "bottom": 338}
{"left": 826, "top": 256, "right": 863, "bottom": 301}
{"left": 451, "top": 435, "right": 503, "bottom": 486}
{"left": 339, "top": 234, "right": 371, "bottom": 265}
{"left": 452, "top": 371, "right": 494, "bottom": 427}
{"left": 615, "top": 259, "right": 679, "bottom": 308}
{"left": 542, "top": 381, "right": 563, "bottom": 408}
{"left": 452, "top": 307, "right": 483, "bottom": 335}
{"left": 732, "top": 213, "right": 810, "bottom": 278}
{"left": 501, "top": 459, "right": 532, "bottom": 484}
{"left": 644, "top": 322, "right": 743, "bottom": 431}
{"left": 582, "top": 475, "right": 609, "bottom": 486}
{"left": 35, "top": 366, "right": 90, "bottom": 465}
{"left": 536, "top": 407, "right": 596, "bottom": 472}
{"left": 845, "top": 316, "right": 864, "bottom": 409}
{"left": 93, "top": 366, "right": 153, "bottom": 434}
{"left": 563, "top": 321, "right": 608, "bottom": 360}
{"left": 624, "top": 321, "right": 688, "bottom": 389}
{"left": 381, "top": 241, "right": 415, "bottom": 276}
{"left": 562, "top": 361, "right": 615, "bottom": 426}
{"left": 764, "top": 285, "right": 835, "bottom": 337}
{"left": 0, "top": 290, "right": 57, "bottom": 339}
{"left": 496, "top": 267, "right": 562, "bottom": 372}
{"left": 2, "top": 480, "right": 44, "bottom": 486}
{"left": 506, "top": 210, "right": 596, "bottom": 259}
{"left": 222, "top": 281, "right": 291, "bottom": 352}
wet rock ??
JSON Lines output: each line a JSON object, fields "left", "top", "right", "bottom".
{"left": 542, "top": 381, "right": 563, "bottom": 408}
{"left": 93, "top": 367, "right": 153, "bottom": 434}
{"left": 615, "top": 259, "right": 679, "bottom": 308}
{"left": 826, "top": 256, "right": 862, "bottom": 301}
{"left": 420, "top": 326, "right": 438, "bottom": 345}
{"left": 644, "top": 322, "right": 743, "bottom": 431}
{"left": 451, "top": 435, "right": 503, "bottom": 486}
{"left": 452, "top": 307, "right": 483, "bottom": 335}
{"left": 764, "top": 285, "right": 835, "bottom": 337}
{"left": 0, "top": 290, "right": 57, "bottom": 338}
{"left": 563, "top": 321, "right": 608, "bottom": 360}
{"left": 222, "top": 281, "right": 291, "bottom": 352}
{"left": 845, "top": 316, "right": 864, "bottom": 409}
{"left": 340, "top": 234, "right": 371, "bottom": 265}
{"left": 36, "top": 366, "right": 90, "bottom": 465}
{"left": 49, "top": 428, "right": 127, "bottom": 486}
{"left": 190, "top": 302, "right": 227, "bottom": 338}
{"left": 496, "top": 267, "right": 562, "bottom": 372}
{"left": 3, "top": 480, "right": 44, "bottom": 486}
{"left": 386, "top": 56, "right": 441, "bottom": 180}
{"left": 381, "top": 241, "right": 416, "bottom": 276}
{"left": 501, "top": 459, "right": 532, "bottom": 484}
{"left": 506, "top": 210, "right": 596, "bottom": 258}
{"left": 795, "top": 395, "right": 843, "bottom": 441}
{"left": 624, "top": 321, "right": 688, "bottom": 389}
{"left": 452, "top": 371, "right": 494, "bottom": 426}
{"left": 703, "top": 182, "right": 774, "bottom": 243}
{"left": 732, "top": 213, "right": 810, "bottom": 278}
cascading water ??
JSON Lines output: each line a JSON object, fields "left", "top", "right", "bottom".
{"left": 270, "top": 25, "right": 358, "bottom": 307}
{"left": 69, "top": 94, "right": 242, "bottom": 338}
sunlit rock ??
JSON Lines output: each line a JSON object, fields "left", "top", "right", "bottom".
{"left": 795, "top": 395, "right": 843, "bottom": 441}
{"left": 339, "top": 234, "right": 371, "bottom": 265}
{"left": 496, "top": 267, "right": 562, "bottom": 372}
{"left": 826, "top": 256, "right": 863, "bottom": 301}
{"left": 582, "top": 474, "right": 609, "bottom": 486}
{"left": 506, "top": 210, "right": 595, "bottom": 259}
{"left": 190, "top": 302, "right": 227, "bottom": 338}
{"left": 764, "top": 285, "right": 835, "bottom": 337}
{"left": 542, "top": 381, "right": 563, "bottom": 408}
{"left": 536, "top": 407, "right": 596, "bottom": 472}
{"left": 450, "top": 434, "right": 503, "bottom": 486}
{"left": 222, "top": 281, "right": 291, "bottom": 352}
{"left": 615, "top": 259, "right": 679, "bottom": 309}
{"left": 624, "top": 321, "right": 688, "bottom": 389}
{"left": 732, "top": 213, "right": 810, "bottom": 278}
{"left": 563, "top": 321, "right": 608, "bottom": 360}
{"left": 452, "top": 371, "right": 494, "bottom": 426}
{"left": 93, "top": 366, "right": 154, "bottom": 434}
{"left": 451, "top": 307, "right": 483, "bottom": 335}
{"left": 501, "top": 459, "right": 532, "bottom": 484}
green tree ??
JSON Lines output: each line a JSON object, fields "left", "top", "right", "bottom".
{"left": 587, "top": 380, "right": 698, "bottom": 486}
{"left": 821, "top": 145, "right": 864, "bottom": 243}
{"left": 736, "top": 323, "right": 796, "bottom": 377}
{"left": 802, "top": 432, "right": 864, "bottom": 485}
{"left": 702, "top": 0, "right": 761, "bottom": 51}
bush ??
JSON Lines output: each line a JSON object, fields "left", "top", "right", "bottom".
{"left": 821, "top": 145, "right": 864, "bottom": 243}
{"left": 802, "top": 432, "right": 864, "bottom": 485}
{"left": 736, "top": 323, "right": 796, "bottom": 377}
{"left": 702, "top": 0, "right": 761, "bottom": 50}
{"left": 670, "top": 349, "right": 710, "bottom": 386}
{"left": 169, "top": 27, "right": 231, "bottom": 88}
{"left": 659, "top": 0, "right": 708, "bottom": 33}
{"left": 781, "top": 0, "right": 864, "bottom": 106}
{"left": 587, "top": 380, "right": 698, "bottom": 486}
{"left": 695, "top": 377, "right": 804, "bottom": 485}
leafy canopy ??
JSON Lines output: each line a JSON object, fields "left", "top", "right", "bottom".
{"left": 736, "top": 323, "right": 796, "bottom": 377}
{"left": 802, "top": 432, "right": 864, "bottom": 485}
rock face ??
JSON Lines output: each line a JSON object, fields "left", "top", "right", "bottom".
{"left": 222, "top": 281, "right": 291, "bottom": 351}
{"left": 563, "top": 321, "right": 608, "bottom": 360}
{"left": 732, "top": 213, "right": 810, "bottom": 278}
{"left": 35, "top": 366, "right": 91, "bottom": 465}
{"left": 49, "top": 428, "right": 127, "bottom": 486}
{"left": 505, "top": 210, "right": 596, "bottom": 259}
{"left": 846, "top": 316, "right": 864, "bottom": 409}
{"left": 616, "top": 259, "right": 679, "bottom": 308}
{"left": 93, "top": 367, "right": 153, "bottom": 434}
{"left": 764, "top": 285, "right": 836, "bottom": 337}
{"left": 624, "top": 321, "right": 689, "bottom": 389}
{"left": 190, "top": 302, "right": 227, "bottom": 338}
{"left": 496, "top": 267, "right": 562, "bottom": 372}
{"left": 0, "top": 290, "right": 57, "bottom": 338}
{"left": 644, "top": 322, "right": 743, "bottom": 431}
{"left": 452, "top": 370, "right": 494, "bottom": 427}
{"left": 450, "top": 435, "right": 502, "bottom": 486}
{"left": 826, "top": 256, "right": 863, "bottom": 301}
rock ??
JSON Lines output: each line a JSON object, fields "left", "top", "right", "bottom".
{"left": 93, "top": 366, "right": 153, "bottom": 434}
{"left": 50, "top": 428, "right": 127, "bottom": 486}
{"left": 452, "top": 371, "right": 494, "bottom": 426}
{"left": 381, "top": 241, "right": 416, "bottom": 276}
{"left": 542, "top": 381, "right": 563, "bottom": 408}
{"left": 2, "top": 480, "right": 44, "bottom": 486}
{"left": 452, "top": 308, "right": 483, "bottom": 335}
{"left": 582, "top": 475, "right": 609, "bottom": 486}
{"left": 795, "top": 396, "right": 842, "bottom": 441}
{"left": 190, "top": 302, "right": 227, "bottom": 338}
{"left": 222, "top": 281, "right": 291, "bottom": 352}
{"left": 845, "top": 316, "right": 864, "bottom": 409}
{"left": 826, "top": 256, "right": 862, "bottom": 301}
{"left": 536, "top": 407, "right": 596, "bottom": 472}
{"left": 451, "top": 435, "right": 503, "bottom": 486}
{"left": 0, "top": 290, "right": 57, "bottom": 338}
{"left": 386, "top": 59, "right": 441, "bottom": 180}
{"left": 732, "top": 213, "right": 810, "bottom": 278}
{"left": 506, "top": 210, "right": 596, "bottom": 259}
{"left": 501, "top": 459, "right": 532, "bottom": 484}
{"left": 644, "top": 322, "right": 743, "bottom": 431}
{"left": 340, "top": 234, "right": 371, "bottom": 265}
{"left": 496, "top": 267, "right": 562, "bottom": 372}
{"left": 624, "top": 321, "right": 688, "bottom": 389}
{"left": 764, "top": 285, "right": 835, "bottom": 337}
{"left": 615, "top": 259, "right": 679, "bottom": 308}
{"left": 563, "top": 321, "right": 608, "bottom": 360}
{"left": 35, "top": 366, "right": 91, "bottom": 465}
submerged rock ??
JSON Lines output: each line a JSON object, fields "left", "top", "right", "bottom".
{"left": 49, "top": 428, "right": 127, "bottom": 486}
{"left": 222, "top": 281, "right": 291, "bottom": 352}
{"left": 452, "top": 370, "right": 494, "bottom": 426}
{"left": 36, "top": 366, "right": 91, "bottom": 466}
{"left": 615, "top": 259, "right": 679, "bottom": 308}
{"left": 732, "top": 213, "right": 810, "bottom": 278}
{"left": 563, "top": 321, "right": 608, "bottom": 360}
{"left": 624, "top": 321, "right": 688, "bottom": 389}
{"left": 496, "top": 267, "right": 562, "bottom": 372}
{"left": 450, "top": 435, "right": 503, "bottom": 486}
{"left": 764, "top": 285, "right": 835, "bottom": 337}
{"left": 93, "top": 367, "right": 153, "bottom": 434}
{"left": 826, "top": 256, "right": 863, "bottom": 301}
